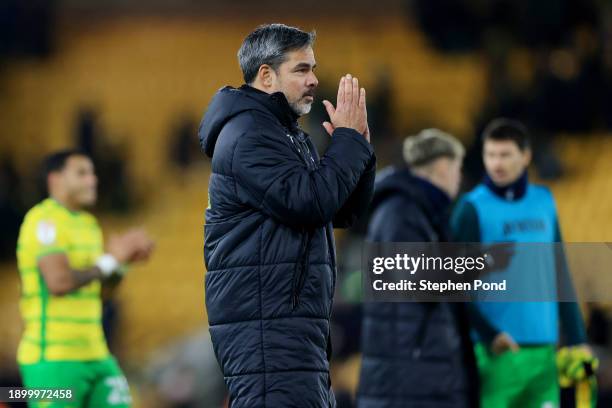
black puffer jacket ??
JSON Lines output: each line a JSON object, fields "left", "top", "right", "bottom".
{"left": 357, "top": 167, "right": 478, "bottom": 408}
{"left": 199, "top": 85, "right": 375, "bottom": 407}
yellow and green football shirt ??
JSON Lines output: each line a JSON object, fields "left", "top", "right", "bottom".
{"left": 17, "top": 198, "right": 109, "bottom": 364}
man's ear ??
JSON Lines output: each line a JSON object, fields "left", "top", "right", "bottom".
{"left": 257, "top": 64, "right": 276, "bottom": 89}
{"left": 47, "top": 172, "right": 60, "bottom": 191}
{"left": 523, "top": 147, "right": 532, "bottom": 166}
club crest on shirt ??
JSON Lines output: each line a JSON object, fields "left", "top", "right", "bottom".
{"left": 36, "top": 221, "right": 57, "bottom": 245}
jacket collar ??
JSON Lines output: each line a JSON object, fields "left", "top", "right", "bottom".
{"left": 412, "top": 175, "right": 452, "bottom": 217}
{"left": 372, "top": 167, "right": 452, "bottom": 239}
{"left": 240, "top": 85, "right": 300, "bottom": 131}
{"left": 483, "top": 170, "right": 528, "bottom": 201}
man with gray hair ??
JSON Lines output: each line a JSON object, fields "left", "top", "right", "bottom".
{"left": 401, "top": 129, "right": 465, "bottom": 199}
{"left": 358, "top": 129, "right": 481, "bottom": 407}
{"left": 199, "top": 24, "right": 375, "bottom": 407}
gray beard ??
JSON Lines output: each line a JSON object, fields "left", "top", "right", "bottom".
{"left": 290, "top": 100, "right": 312, "bottom": 116}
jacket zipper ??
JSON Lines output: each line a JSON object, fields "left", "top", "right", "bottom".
{"left": 298, "top": 134, "right": 317, "bottom": 169}
{"left": 286, "top": 129, "right": 317, "bottom": 309}
{"left": 286, "top": 130, "right": 317, "bottom": 171}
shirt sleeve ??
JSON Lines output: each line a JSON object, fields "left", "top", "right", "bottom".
{"left": 32, "top": 215, "right": 70, "bottom": 259}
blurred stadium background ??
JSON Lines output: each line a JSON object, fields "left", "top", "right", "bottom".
{"left": 1, "top": 0, "right": 612, "bottom": 406}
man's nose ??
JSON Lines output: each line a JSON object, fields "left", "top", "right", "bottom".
{"left": 493, "top": 161, "right": 505, "bottom": 171}
{"left": 308, "top": 71, "right": 318, "bottom": 88}
{"left": 489, "top": 156, "right": 501, "bottom": 166}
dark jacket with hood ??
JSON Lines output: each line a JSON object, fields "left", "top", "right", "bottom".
{"left": 357, "top": 166, "right": 479, "bottom": 408}
{"left": 199, "top": 85, "right": 375, "bottom": 407}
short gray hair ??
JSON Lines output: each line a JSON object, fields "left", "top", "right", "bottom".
{"left": 403, "top": 128, "right": 464, "bottom": 167}
{"left": 238, "top": 24, "right": 316, "bottom": 84}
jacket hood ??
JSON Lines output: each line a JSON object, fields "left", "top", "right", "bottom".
{"left": 371, "top": 166, "right": 423, "bottom": 210}
{"left": 199, "top": 85, "right": 299, "bottom": 158}
{"left": 371, "top": 166, "right": 451, "bottom": 222}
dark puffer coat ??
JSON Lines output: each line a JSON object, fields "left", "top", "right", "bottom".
{"left": 199, "top": 85, "right": 375, "bottom": 407}
{"left": 357, "top": 167, "right": 479, "bottom": 408}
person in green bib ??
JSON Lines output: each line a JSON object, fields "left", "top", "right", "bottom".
{"left": 451, "top": 119, "right": 590, "bottom": 408}
{"left": 17, "top": 150, "right": 154, "bottom": 407}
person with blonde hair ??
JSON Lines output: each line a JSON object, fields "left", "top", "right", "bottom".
{"left": 358, "top": 129, "right": 480, "bottom": 408}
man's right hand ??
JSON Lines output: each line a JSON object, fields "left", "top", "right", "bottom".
{"left": 322, "top": 74, "right": 370, "bottom": 142}
{"left": 491, "top": 332, "right": 520, "bottom": 355}
{"left": 107, "top": 228, "right": 154, "bottom": 265}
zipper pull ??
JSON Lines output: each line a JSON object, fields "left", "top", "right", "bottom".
{"left": 292, "top": 292, "right": 299, "bottom": 310}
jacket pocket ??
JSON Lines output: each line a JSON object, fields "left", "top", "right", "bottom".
{"left": 291, "top": 231, "right": 312, "bottom": 309}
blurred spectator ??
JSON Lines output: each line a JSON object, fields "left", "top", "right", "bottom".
{"left": 410, "top": 0, "right": 484, "bottom": 51}
{"left": 76, "top": 107, "right": 99, "bottom": 157}
{"left": 529, "top": 27, "right": 605, "bottom": 133}
{"left": 358, "top": 129, "right": 479, "bottom": 407}
{"left": 74, "top": 106, "right": 133, "bottom": 213}
{"left": 366, "top": 69, "right": 395, "bottom": 143}
{"left": 451, "top": 119, "right": 588, "bottom": 407}
{"left": 169, "top": 113, "right": 199, "bottom": 170}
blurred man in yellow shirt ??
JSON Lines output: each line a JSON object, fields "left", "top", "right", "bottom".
{"left": 17, "top": 150, "right": 154, "bottom": 407}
